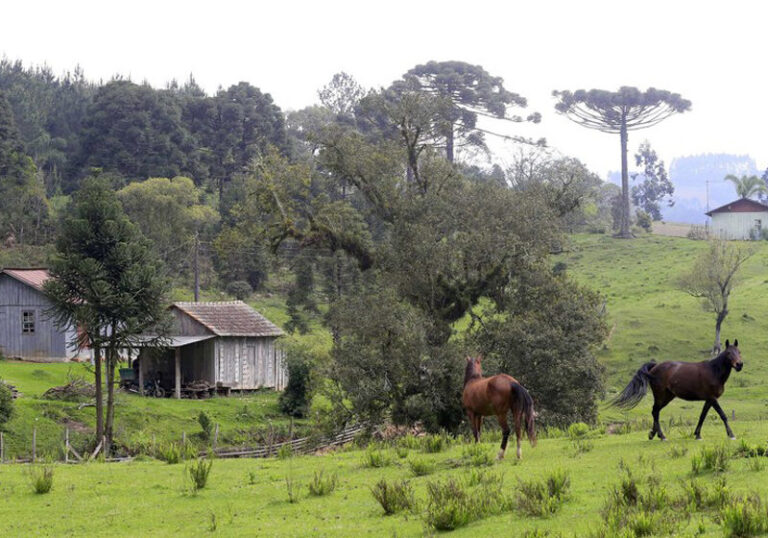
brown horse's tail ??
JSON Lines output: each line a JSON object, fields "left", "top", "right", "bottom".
{"left": 611, "top": 361, "right": 657, "bottom": 410}
{"left": 510, "top": 381, "right": 536, "bottom": 446}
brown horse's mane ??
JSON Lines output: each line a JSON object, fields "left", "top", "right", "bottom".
{"left": 709, "top": 345, "right": 738, "bottom": 381}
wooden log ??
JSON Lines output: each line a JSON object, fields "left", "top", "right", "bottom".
{"left": 32, "top": 426, "right": 36, "bottom": 463}
{"left": 138, "top": 355, "right": 144, "bottom": 396}
{"left": 65, "top": 428, "right": 69, "bottom": 464}
{"left": 213, "top": 424, "right": 219, "bottom": 450}
{"left": 69, "top": 444, "right": 83, "bottom": 462}
{"left": 0, "top": 431, "right": 3, "bottom": 463}
{"left": 90, "top": 438, "right": 103, "bottom": 460}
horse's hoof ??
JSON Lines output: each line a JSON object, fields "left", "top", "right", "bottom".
{"left": 695, "top": 436, "right": 702, "bottom": 441}
{"left": 648, "top": 431, "right": 655, "bottom": 440}
{"left": 730, "top": 436, "right": 737, "bottom": 441}
{"left": 497, "top": 450, "right": 505, "bottom": 460}
{"left": 659, "top": 437, "right": 668, "bottom": 442}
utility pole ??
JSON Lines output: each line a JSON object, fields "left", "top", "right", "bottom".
{"left": 706, "top": 179, "right": 710, "bottom": 231}
{"left": 193, "top": 232, "right": 200, "bottom": 302}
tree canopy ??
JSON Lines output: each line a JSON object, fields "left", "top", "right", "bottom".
{"left": 553, "top": 87, "right": 690, "bottom": 237}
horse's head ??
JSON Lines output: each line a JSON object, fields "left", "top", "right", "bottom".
{"left": 464, "top": 355, "right": 483, "bottom": 382}
{"left": 725, "top": 339, "right": 743, "bottom": 371}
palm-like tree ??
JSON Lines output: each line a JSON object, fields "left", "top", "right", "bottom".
{"left": 724, "top": 174, "right": 768, "bottom": 199}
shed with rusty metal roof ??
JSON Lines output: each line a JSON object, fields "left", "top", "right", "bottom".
{"left": 136, "top": 301, "right": 286, "bottom": 397}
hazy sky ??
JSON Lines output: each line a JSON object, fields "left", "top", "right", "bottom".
{"left": 2, "top": 0, "right": 766, "bottom": 177}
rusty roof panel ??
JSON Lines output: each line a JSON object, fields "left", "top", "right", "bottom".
{"left": 172, "top": 301, "right": 284, "bottom": 337}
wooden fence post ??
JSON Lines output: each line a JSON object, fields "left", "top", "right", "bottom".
{"left": 0, "top": 431, "right": 4, "bottom": 463}
{"left": 32, "top": 426, "right": 37, "bottom": 463}
{"left": 182, "top": 431, "right": 186, "bottom": 445}
{"left": 65, "top": 428, "right": 70, "bottom": 464}
{"left": 213, "top": 424, "right": 219, "bottom": 450}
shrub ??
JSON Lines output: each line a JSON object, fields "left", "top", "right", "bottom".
{"left": 226, "top": 280, "right": 252, "bottom": 300}
{"left": 370, "top": 479, "right": 415, "bottom": 515}
{"left": 157, "top": 441, "right": 197, "bottom": 464}
{"left": 721, "top": 495, "right": 768, "bottom": 537}
{"left": 362, "top": 445, "right": 391, "bottom": 468}
{"left": 395, "top": 446, "right": 409, "bottom": 459}
{"left": 278, "top": 341, "right": 317, "bottom": 418}
{"left": 28, "top": 465, "right": 54, "bottom": 494}
{"left": 285, "top": 473, "right": 301, "bottom": 503}
{"left": 461, "top": 443, "right": 494, "bottom": 467}
{"left": 692, "top": 444, "right": 730, "bottom": 475}
{"left": 198, "top": 411, "right": 213, "bottom": 440}
{"left": 307, "top": 469, "right": 338, "bottom": 497}
{"left": 422, "top": 434, "right": 446, "bottom": 454}
{"left": 0, "top": 380, "right": 14, "bottom": 429}
{"left": 424, "top": 478, "right": 473, "bottom": 530}
{"left": 516, "top": 470, "right": 571, "bottom": 517}
{"left": 277, "top": 444, "right": 293, "bottom": 460}
{"left": 408, "top": 457, "right": 435, "bottom": 477}
{"left": 398, "top": 434, "right": 421, "bottom": 450}
{"left": 186, "top": 458, "right": 213, "bottom": 492}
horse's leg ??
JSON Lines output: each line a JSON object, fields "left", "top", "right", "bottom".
{"left": 711, "top": 400, "right": 736, "bottom": 439}
{"left": 693, "top": 401, "right": 713, "bottom": 440}
{"left": 467, "top": 411, "right": 479, "bottom": 443}
{"left": 476, "top": 416, "right": 484, "bottom": 443}
{"left": 496, "top": 413, "right": 510, "bottom": 460}
{"left": 653, "top": 391, "right": 674, "bottom": 441}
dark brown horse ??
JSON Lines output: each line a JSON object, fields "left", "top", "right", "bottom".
{"left": 612, "top": 339, "right": 743, "bottom": 440}
{"left": 462, "top": 356, "right": 536, "bottom": 459}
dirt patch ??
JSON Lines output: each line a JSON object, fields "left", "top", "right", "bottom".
{"left": 59, "top": 418, "right": 91, "bottom": 434}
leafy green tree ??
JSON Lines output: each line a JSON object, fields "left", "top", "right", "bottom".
{"left": 724, "top": 174, "right": 767, "bottom": 199}
{"left": 553, "top": 87, "right": 691, "bottom": 238}
{"left": 318, "top": 72, "right": 366, "bottom": 118}
{"left": 73, "top": 80, "right": 196, "bottom": 186}
{"left": 212, "top": 227, "right": 269, "bottom": 291}
{"left": 117, "top": 176, "right": 218, "bottom": 275}
{"left": 278, "top": 340, "right": 319, "bottom": 418}
{"left": 678, "top": 239, "right": 753, "bottom": 352}
{"left": 631, "top": 141, "right": 674, "bottom": 220}
{"left": 399, "top": 61, "right": 542, "bottom": 162}
{"left": 44, "top": 175, "right": 170, "bottom": 452}
{"left": 0, "top": 90, "right": 49, "bottom": 245}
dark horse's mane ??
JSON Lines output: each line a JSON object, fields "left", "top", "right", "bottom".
{"left": 709, "top": 347, "right": 735, "bottom": 381}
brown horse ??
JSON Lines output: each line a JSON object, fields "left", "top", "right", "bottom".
{"left": 462, "top": 356, "right": 536, "bottom": 459}
{"left": 612, "top": 339, "right": 743, "bottom": 440}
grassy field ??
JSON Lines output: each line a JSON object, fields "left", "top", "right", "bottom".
{"left": 2, "top": 425, "right": 768, "bottom": 536}
{"left": 2, "top": 233, "right": 768, "bottom": 536}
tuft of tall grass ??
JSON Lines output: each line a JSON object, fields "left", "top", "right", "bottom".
{"left": 370, "top": 479, "right": 415, "bottom": 515}
{"left": 421, "top": 434, "right": 447, "bottom": 454}
{"left": 408, "top": 457, "right": 435, "bottom": 477}
{"left": 461, "top": 443, "right": 494, "bottom": 467}
{"left": 361, "top": 445, "right": 391, "bottom": 468}
{"left": 691, "top": 444, "right": 730, "bottom": 475}
{"left": 186, "top": 458, "right": 213, "bottom": 492}
{"left": 307, "top": 469, "right": 338, "bottom": 497}
{"left": 515, "top": 469, "right": 571, "bottom": 517}
{"left": 27, "top": 465, "right": 54, "bottom": 494}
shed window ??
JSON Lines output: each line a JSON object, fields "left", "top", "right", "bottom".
{"left": 755, "top": 219, "right": 762, "bottom": 231}
{"left": 22, "top": 310, "right": 36, "bottom": 334}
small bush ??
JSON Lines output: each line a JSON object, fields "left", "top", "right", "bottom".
{"left": 395, "top": 446, "right": 409, "bottom": 459}
{"left": 516, "top": 470, "right": 571, "bottom": 517}
{"left": 567, "top": 422, "right": 590, "bottom": 440}
{"left": 285, "top": 473, "right": 301, "bottom": 503}
{"left": 198, "top": 411, "right": 213, "bottom": 440}
{"left": 370, "top": 479, "right": 415, "bottom": 515}
{"left": 668, "top": 445, "right": 688, "bottom": 458}
{"left": 692, "top": 444, "right": 730, "bottom": 475}
{"left": 721, "top": 495, "right": 768, "bottom": 537}
{"left": 187, "top": 458, "right": 213, "bottom": 492}
{"left": 0, "top": 380, "right": 14, "bottom": 429}
{"left": 461, "top": 443, "right": 494, "bottom": 467}
{"left": 157, "top": 441, "right": 197, "bottom": 464}
{"left": 277, "top": 444, "right": 293, "bottom": 460}
{"left": 408, "top": 457, "right": 435, "bottom": 477}
{"left": 422, "top": 434, "right": 446, "bottom": 454}
{"left": 307, "top": 469, "right": 338, "bottom": 497}
{"left": 362, "top": 445, "right": 391, "bottom": 468}
{"left": 28, "top": 465, "right": 54, "bottom": 494}
{"left": 226, "top": 280, "right": 252, "bottom": 300}
{"left": 398, "top": 434, "right": 421, "bottom": 450}
{"left": 424, "top": 478, "right": 473, "bottom": 530}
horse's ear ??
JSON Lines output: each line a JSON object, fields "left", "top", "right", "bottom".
{"left": 725, "top": 339, "right": 730, "bottom": 348}
{"left": 476, "top": 355, "right": 482, "bottom": 364}
{"left": 734, "top": 339, "right": 739, "bottom": 347}
{"left": 465, "top": 356, "right": 471, "bottom": 363}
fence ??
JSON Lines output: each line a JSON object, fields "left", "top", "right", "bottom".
{"left": 0, "top": 424, "right": 364, "bottom": 464}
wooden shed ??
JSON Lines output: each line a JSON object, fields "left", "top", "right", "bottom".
{"left": 706, "top": 198, "right": 768, "bottom": 240}
{"left": 0, "top": 268, "right": 89, "bottom": 362}
{"left": 136, "top": 301, "right": 286, "bottom": 397}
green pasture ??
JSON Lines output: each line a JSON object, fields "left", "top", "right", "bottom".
{"left": 2, "top": 423, "right": 768, "bottom": 536}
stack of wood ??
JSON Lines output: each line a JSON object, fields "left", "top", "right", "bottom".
{"left": 42, "top": 376, "right": 96, "bottom": 401}
{"left": 184, "top": 380, "right": 215, "bottom": 399}
{"left": 4, "top": 383, "right": 20, "bottom": 399}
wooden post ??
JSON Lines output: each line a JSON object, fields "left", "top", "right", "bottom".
{"left": 182, "top": 431, "right": 186, "bottom": 445}
{"left": 32, "top": 426, "right": 37, "bottom": 463}
{"left": 0, "top": 431, "right": 4, "bottom": 463}
{"left": 175, "top": 347, "right": 181, "bottom": 400}
{"left": 213, "top": 424, "right": 219, "bottom": 450}
{"left": 65, "top": 428, "right": 70, "bottom": 463}
{"left": 138, "top": 354, "right": 144, "bottom": 396}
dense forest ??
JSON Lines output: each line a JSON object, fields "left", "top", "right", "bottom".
{"left": 0, "top": 58, "right": 664, "bottom": 428}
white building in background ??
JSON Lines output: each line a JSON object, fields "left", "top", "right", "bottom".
{"left": 706, "top": 198, "right": 768, "bottom": 240}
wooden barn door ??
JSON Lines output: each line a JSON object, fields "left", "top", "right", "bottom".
{"left": 243, "top": 343, "right": 256, "bottom": 389}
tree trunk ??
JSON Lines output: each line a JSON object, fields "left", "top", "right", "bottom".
{"left": 714, "top": 309, "right": 727, "bottom": 354}
{"left": 446, "top": 126, "right": 455, "bottom": 163}
{"left": 617, "top": 120, "right": 633, "bottom": 238}
{"left": 93, "top": 344, "right": 104, "bottom": 441}
{"left": 105, "top": 343, "right": 117, "bottom": 456}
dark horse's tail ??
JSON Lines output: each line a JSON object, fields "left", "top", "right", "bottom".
{"left": 510, "top": 381, "right": 536, "bottom": 446}
{"left": 611, "top": 361, "right": 657, "bottom": 410}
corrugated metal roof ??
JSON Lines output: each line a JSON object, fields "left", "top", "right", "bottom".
{"left": 706, "top": 198, "right": 768, "bottom": 216}
{"left": 132, "top": 335, "right": 216, "bottom": 348}
{"left": 0, "top": 268, "right": 51, "bottom": 291}
{"left": 172, "top": 301, "right": 284, "bottom": 337}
